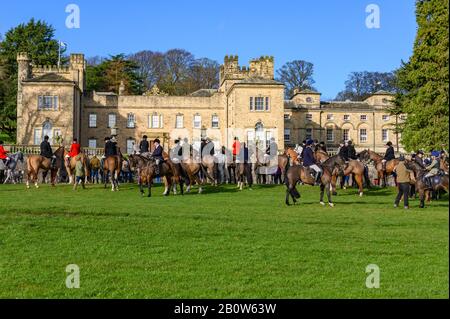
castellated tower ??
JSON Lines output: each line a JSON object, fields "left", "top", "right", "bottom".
{"left": 219, "top": 55, "right": 275, "bottom": 91}
{"left": 16, "top": 52, "right": 31, "bottom": 136}
{"left": 70, "top": 53, "right": 86, "bottom": 93}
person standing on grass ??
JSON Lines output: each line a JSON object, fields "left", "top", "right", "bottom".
{"left": 73, "top": 159, "right": 86, "bottom": 190}
{"left": 90, "top": 155, "right": 101, "bottom": 183}
{"left": 393, "top": 155, "right": 411, "bottom": 209}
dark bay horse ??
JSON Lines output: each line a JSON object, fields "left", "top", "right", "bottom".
{"left": 137, "top": 161, "right": 175, "bottom": 197}
{"left": 26, "top": 146, "right": 65, "bottom": 188}
{"left": 285, "top": 155, "right": 346, "bottom": 207}
{"left": 359, "top": 150, "right": 399, "bottom": 187}
{"left": 129, "top": 154, "right": 185, "bottom": 195}
{"left": 405, "top": 160, "right": 449, "bottom": 208}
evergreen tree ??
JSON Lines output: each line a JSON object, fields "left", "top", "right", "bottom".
{"left": 0, "top": 19, "right": 62, "bottom": 141}
{"left": 86, "top": 54, "right": 144, "bottom": 95}
{"left": 393, "top": 0, "right": 449, "bottom": 152}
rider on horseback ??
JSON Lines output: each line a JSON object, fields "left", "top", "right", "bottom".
{"left": 151, "top": 138, "right": 164, "bottom": 176}
{"left": 139, "top": 135, "right": 149, "bottom": 155}
{"left": 424, "top": 151, "right": 440, "bottom": 188}
{"left": 40, "top": 135, "right": 56, "bottom": 168}
{"left": 382, "top": 141, "right": 395, "bottom": 171}
{"left": 65, "top": 138, "right": 81, "bottom": 166}
{"left": 0, "top": 140, "right": 10, "bottom": 167}
{"left": 304, "top": 139, "right": 322, "bottom": 185}
{"left": 347, "top": 140, "right": 357, "bottom": 160}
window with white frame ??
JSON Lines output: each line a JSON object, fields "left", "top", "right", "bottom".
{"left": 150, "top": 113, "right": 160, "bottom": 128}
{"left": 34, "top": 128, "right": 42, "bottom": 145}
{"left": 38, "top": 95, "right": 58, "bottom": 110}
{"left": 265, "top": 97, "right": 270, "bottom": 111}
{"left": 382, "top": 114, "right": 390, "bottom": 121}
{"left": 211, "top": 115, "right": 219, "bottom": 128}
{"left": 175, "top": 114, "right": 184, "bottom": 128}
{"left": 326, "top": 114, "right": 334, "bottom": 121}
{"left": 193, "top": 114, "right": 201, "bottom": 128}
{"left": 359, "top": 128, "right": 368, "bottom": 142}
{"left": 127, "top": 113, "right": 136, "bottom": 128}
{"left": 126, "top": 139, "right": 135, "bottom": 154}
{"left": 108, "top": 113, "right": 116, "bottom": 128}
{"left": 255, "top": 97, "right": 265, "bottom": 111}
{"left": 89, "top": 113, "right": 97, "bottom": 128}
{"left": 88, "top": 139, "right": 97, "bottom": 148}
{"left": 305, "top": 128, "right": 313, "bottom": 140}
{"left": 360, "top": 114, "right": 367, "bottom": 121}
{"left": 382, "top": 129, "right": 389, "bottom": 142}
{"left": 306, "top": 113, "right": 312, "bottom": 121}
{"left": 284, "top": 128, "right": 291, "bottom": 142}
{"left": 326, "top": 128, "right": 334, "bottom": 142}
{"left": 343, "top": 129, "right": 349, "bottom": 141}
{"left": 343, "top": 114, "right": 350, "bottom": 121}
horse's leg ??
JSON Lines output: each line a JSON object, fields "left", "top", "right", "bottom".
{"left": 355, "top": 174, "right": 364, "bottom": 197}
{"left": 148, "top": 181, "right": 152, "bottom": 197}
{"left": 104, "top": 169, "right": 108, "bottom": 189}
{"left": 331, "top": 174, "right": 338, "bottom": 196}
{"left": 419, "top": 189, "right": 425, "bottom": 208}
{"left": 319, "top": 183, "right": 325, "bottom": 206}
{"left": 139, "top": 180, "right": 144, "bottom": 196}
{"left": 326, "top": 183, "right": 334, "bottom": 207}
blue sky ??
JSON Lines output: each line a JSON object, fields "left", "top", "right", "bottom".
{"left": 0, "top": 0, "right": 417, "bottom": 100}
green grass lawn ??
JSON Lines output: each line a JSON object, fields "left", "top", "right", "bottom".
{"left": 0, "top": 182, "right": 448, "bottom": 298}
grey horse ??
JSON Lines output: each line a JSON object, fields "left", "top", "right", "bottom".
{"left": 1, "top": 152, "right": 24, "bottom": 184}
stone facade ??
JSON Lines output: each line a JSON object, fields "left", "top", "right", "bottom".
{"left": 16, "top": 52, "right": 404, "bottom": 154}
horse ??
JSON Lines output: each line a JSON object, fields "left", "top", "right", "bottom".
{"left": 285, "top": 154, "right": 346, "bottom": 207}
{"left": 129, "top": 154, "right": 185, "bottom": 196}
{"left": 235, "top": 162, "right": 253, "bottom": 190}
{"left": 315, "top": 151, "right": 368, "bottom": 197}
{"left": 137, "top": 160, "right": 175, "bottom": 197}
{"left": 103, "top": 151, "right": 123, "bottom": 191}
{"left": 405, "top": 160, "right": 449, "bottom": 208}
{"left": 64, "top": 151, "right": 90, "bottom": 185}
{"left": 359, "top": 149, "right": 399, "bottom": 187}
{"left": 254, "top": 149, "right": 290, "bottom": 184}
{"left": 2, "top": 152, "right": 24, "bottom": 184}
{"left": 26, "top": 146, "right": 65, "bottom": 188}
{"left": 285, "top": 147, "right": 301, "bottom": 165}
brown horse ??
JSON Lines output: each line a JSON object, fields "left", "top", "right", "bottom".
{"left": 103, "top": 153, "right": 123, "bottom": 191}
{"left": 315, "top": 151, "right": 367, "bottom": 197}
{"left": 359, "top": 149, "right": 399, "bottom": 187}
{"left": 235, "top": 162, "right": 253, "bottom": 190}
{"left": 26, "top": 146, "right": 65, "bottom": 188}
{"left": 285, "top": 147, "right": 301, "bottom": 165}
{"left": 64, "top": 151, "right": 90, "bottom": 185}
{"left": 285, "top": 154, "right": 346, "bottom": 207}
{"left": 129, "top": 154, "right": 185, "bottom": 195}
{"left": 405, "top": 160, "right": 449, "bottom": 207}
{"left": 138, "top": 161, "right": 175, "bottom": 197}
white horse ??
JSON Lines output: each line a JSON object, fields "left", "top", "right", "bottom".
{"left": 1, "top": 152, "right": 25, "bottom": 184}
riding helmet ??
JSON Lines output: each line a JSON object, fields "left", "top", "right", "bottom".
{"left": 154, "top": 138, "right": 161, "bottom": 144}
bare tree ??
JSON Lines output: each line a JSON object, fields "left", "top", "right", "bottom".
{"left": 128, "top": 50, "right": 166, "bottom": 90}
{"left": 186, "top": 58, "right": 219, "bottom": 92}
{"left": 335, "top": 71, "right": 397, "bottom": 101}
{"left": 276, "top": 60, "right": 316, "bottom": 98}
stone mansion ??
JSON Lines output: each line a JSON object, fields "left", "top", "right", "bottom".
{"left": 16, "top": 52, "right": 405, "bottom": 154}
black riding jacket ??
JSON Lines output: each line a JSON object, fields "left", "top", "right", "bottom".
{"left": 139, "top": 140, "right": 149, "bottom": 153}
{"left": 104, "top": 141, "right": 118, "bottom": 157}
{"left": 40, "top": 140, "right": 53, "bottom": 158}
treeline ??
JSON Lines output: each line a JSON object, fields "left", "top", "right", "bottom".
{"left": 86, "top": 50, "right": 221, "bottom": 96}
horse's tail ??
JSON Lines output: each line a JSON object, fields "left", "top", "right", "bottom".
{"left": 200, "top": 163, "right": 214, "bottom": 182}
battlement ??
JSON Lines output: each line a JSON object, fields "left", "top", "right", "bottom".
{"left": 70, "top": 53, "right": 86, "bottom": 67}
{"left": 17, "top": 52, "right": 30, "bottom": 62}
{"left": 32, "top": 65, "right": 72, "bottom": 73}
{"left": 220, "top": 54, "right": 275, "bottom": 85}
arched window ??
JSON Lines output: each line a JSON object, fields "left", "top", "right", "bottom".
{"left": 42, "top": 120, "right": 52, "bottom": 142}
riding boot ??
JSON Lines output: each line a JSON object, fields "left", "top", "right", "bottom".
{"left": 155, "top": 164, "right": 161, "bottom": 177}
{"left": 315, "top": 172, "right": 322, "bottom": 185}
